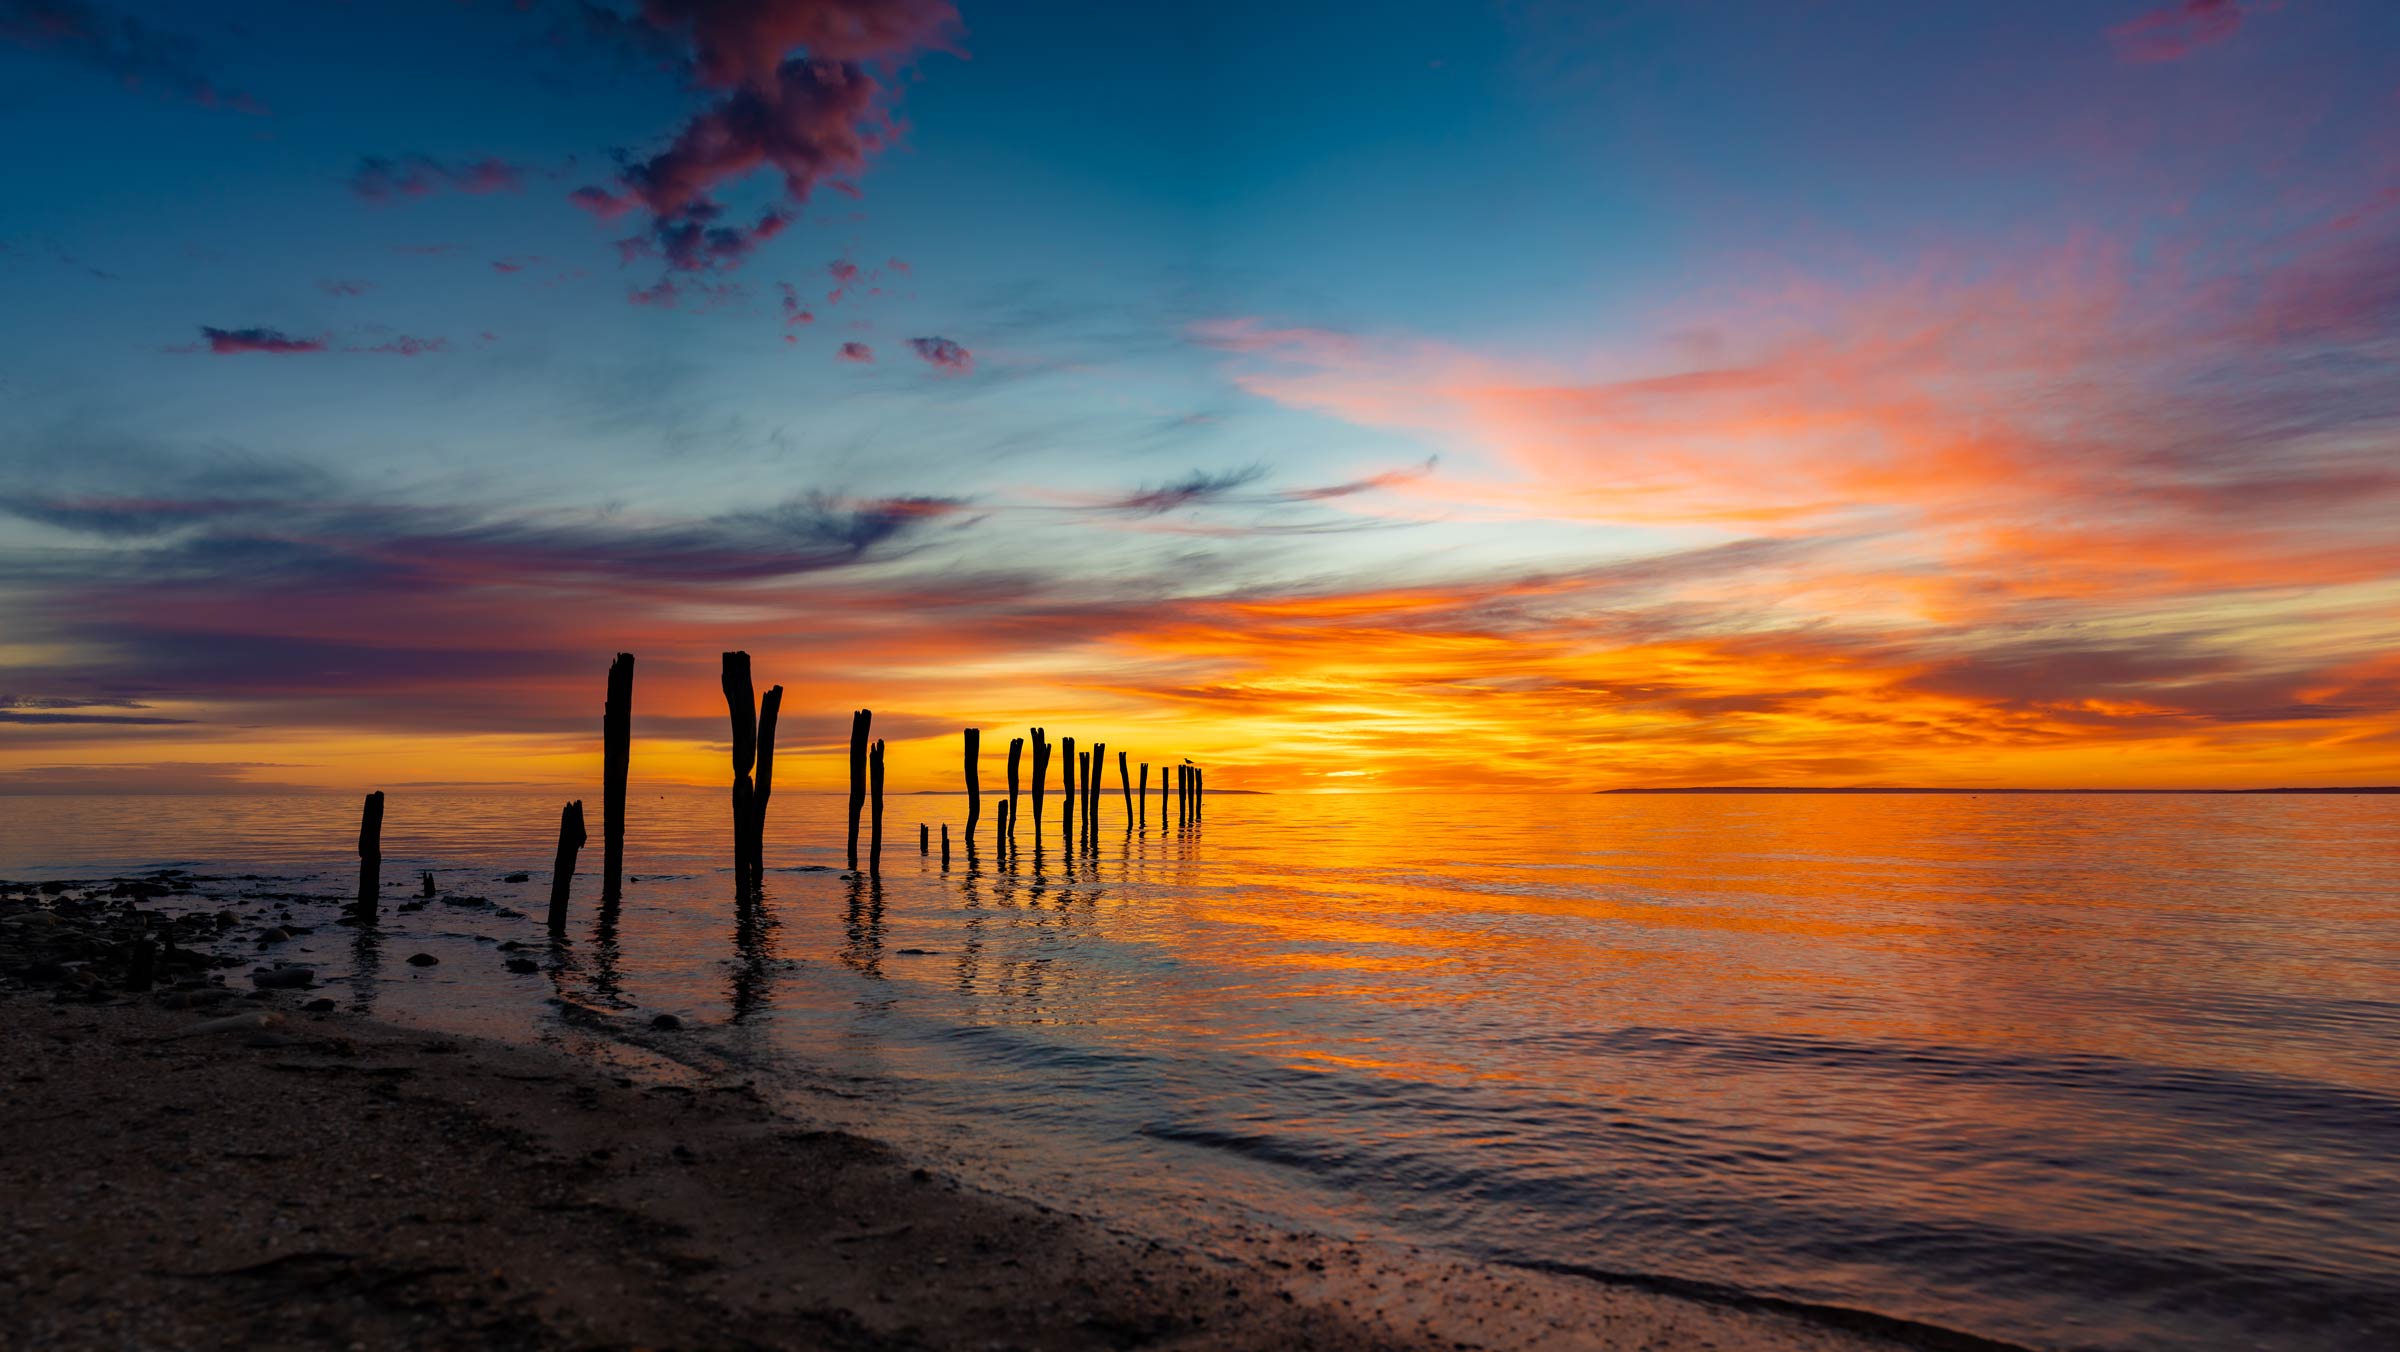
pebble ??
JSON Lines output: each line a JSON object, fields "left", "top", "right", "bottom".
{"left": 406, "top": 953, "right": 439, "bottom": 967}
{"left": 504, "top": 958, "right": 540, "bottom": 974}
{"left": 649, "top": 1014, "right": 682, "bottom": 1030}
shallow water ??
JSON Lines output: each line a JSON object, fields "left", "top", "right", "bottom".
{"left": 7, "top": 788, "right": 2399, "bottom": 1350}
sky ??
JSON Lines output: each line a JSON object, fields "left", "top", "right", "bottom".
{"left": 2, "top": 0, "right": 2397, "bottom": 794}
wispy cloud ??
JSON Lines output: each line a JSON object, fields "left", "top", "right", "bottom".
{"left": 0, "top": 0, "right": 263, "bottom": 112}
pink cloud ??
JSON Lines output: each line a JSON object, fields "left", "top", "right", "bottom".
{"left": 2108, "top": 0, "right": 2247, "bottom": 63}
{"left": 352, "top": 155, "right": 526, "bottom": 203}
{"left": 778, "top": 281, "right": 815, "bottom": 325}
{"left": 837, "top": 341, "right": 873, "bottom": 362}
{"left": 825, "top": 256, "right": 861, "bottom": 302}
{"left": 197, "top": 326, "right": 325, "bottom": 355}
{"left": 906, "top": 335, "right": 970, "bottom": 372}
{"left": 1, "top": 0, "right": 265, "bottom": 113}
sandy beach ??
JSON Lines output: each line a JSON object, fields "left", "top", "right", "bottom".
{"left": 0, "top": 875, "right": 1987, "bottom": 1352}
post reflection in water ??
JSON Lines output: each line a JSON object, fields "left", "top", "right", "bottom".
{"left": 346, "top": 915, "right": 381, "bottom": 1015}
{"left": 9, "top": 788, "right": 2397, "bottom": 1352}
{"left": 729, "top": 877, "right": 779, "bottom": 1021}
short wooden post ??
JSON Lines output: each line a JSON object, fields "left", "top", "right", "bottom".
{"left": 1139, "top": 762, "right": 1149, "bottom": 827}
{"left": 847, "top": 708, "right": 872, "bottom": 872}
{"left": 868, "top": 738, "right": 886, "bottom": 878}
{"left": 549, "top": 799, "right": 585, "bottom": 931}
{"left": 963, "top": 728, "right": 981, "bottom": 856}
{"left": 751, "top": 684, "right": 783, "bottom": 882}
{"left": 602, "top": 652, "right": 633, "bottom": 902}
{"left": 722, "top": 652, "right": 757, "bottom": 882}
{"left": 1159, "top": 763, "right": 1170, "bottom": 821}
{"left": 940, "top": 822, "right": 951, "bottom": 871}
{"left": 920, "top": 822, "right": 930, "bottom": 855}
{"left": 357, "top": 790, "right": 384, "bottom": 911}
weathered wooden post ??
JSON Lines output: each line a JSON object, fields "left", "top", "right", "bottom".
{"left": 1061, "top": 737, "right": 1077, "bottom": 851}
{"left": 602, "top": 652, "right": 633, "bottom": 902}
{"left": 1160, "top": 762, "right": 1170, "bottom": 821}
{"left": 1088, "top": 741, "right": 1106, "bottom": 836}
{"left": 847, "top": 708, "right": 872, "bottom": 872}
{"left": 963, "top": 727, "right": 981, "bottom": 856}
{"left": 549, "top": 799, "right": 585, "bottom": 931}
{"left": 920, "top": 822, "right": 930, "bottom": 854}
{"left": 940, "top": 822, "right": 951, "bottom": 871}
{"left": 1119, "top": 751, "right": 1132, "bottom": 824}
{"left": 1139, "top": 762, "right": 1149, "bottom": 827}
{"left": 1030, "top": 729, "right": 1050, "bottom": 850}
{"left": 750, "top": 684, "right": 782, "bottom": 883}
{"left": 1006, "top": 737, "right": 1024, "bottom": 849}
{"left": 357, "top": 790, "right": 384, "bottom": 911}
{"left": 868, "top": 738, "right": 887, "bottom": 878}
{"left": 722, "top": 652, "right": 757, "bottom": 882}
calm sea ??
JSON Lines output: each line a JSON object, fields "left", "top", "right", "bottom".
{"left": 5, "top": 789, "right": 2397, "bottom": 1350}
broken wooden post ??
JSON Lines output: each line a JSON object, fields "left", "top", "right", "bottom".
{"left": 868, "top": 738, "right": 887, "bottom": 878}
{"left": 420, "top": 871, "right": 435, "bottom": 897}
{"left": 941, "top": 822, "right": 951, "bottom": 871}
{"left": 963, "top": 727, "right": 981, "bottom": 856}
{"left": 1030, "top": 728, "right": 1050, "bottom": 850}
{"left": 549, "top": 799, "right": 585, "bottom": 931}
{"left": 1160, "top": 762, "right": 1170, "bottom": 822}
{"left": 1088, "top": 740, "right": 1106, "bottom": 836}
{"left": 1139, "top": 762, "right": 1150, "bottom": 827}
{"left": 847, "top": 708, "right": 872, "bottom": 872}
{"left": 357, "top": 790, "right": 384, "bottom": 911}
{"left": 1006, "top": 737, "right": 1025, "bottom": 851}
{"left": 602, "top": 652, "right": 633, "bottom": 902}
{"left": 920, "top": 822, "right": 930, "bottom": 855}
{"left": 1062, "top": 737, "right": 1078, "bottom": 852}
{"left": 751, "top": 684, "right": 783, "bottom": 883}
{"left": 722, "top": 652, "right": 757, "bottom": 884}
{"left": 1119, "top": 751, "right": 1132, "bottom": 825}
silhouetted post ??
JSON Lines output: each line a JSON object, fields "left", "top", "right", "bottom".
{"left": 722, "top": 652, "right": 757, "bottom": 882}
{"left": 602, "top": 652, "right": 633, "bottom": 902}
{"left": 549, "top": 799, "right": 585, "bottom": 931}
{"left": 847, "top": 708, "right": 872, "bottom": 872}
{"left": 868, "top": 738, "right": 886, "bottom": 878}
{"left": 963, "top": 727, "right": 981, "bottom": 856}
{"left": 920, "top": 822, "right": 930, "bottom": 855}
{"left": 357, "top": 790, "right": 384, "bottom": 911}
{"left": 751, "top": 684, "right": 782, "bottom": 883}
{"left": 1006, "top": 737, "right": 1024, "bottom": 850}
{"left": 1160, "top": 763, "right": 1170, "bottom": 821}
{"left": 1118, "top": 751, "right": 1132, "bottom": 824}
{"left": 994, "top": 801, "right": 1008, "bottom": 854}
{"left": 420, "top": 871, "right": 435, "bottom": 897}
{"left": 1030, "top": 729, "right": 1050, "bottom": 850}
{"left": 1062, "top": 737, "right": 1078, "bottom": 852}
{"left": 1139, "top": 763, "right": 1149, "bottom": 827}
{"left": 1088, "top": 741, "right": 1106, "bottom": 836}
{"left": 940, "top": 822, "right": 951, "bottom": 871}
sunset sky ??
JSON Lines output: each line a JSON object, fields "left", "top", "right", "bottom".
{"left": 3, "top": 0, "right": 2397, "bottom": 793}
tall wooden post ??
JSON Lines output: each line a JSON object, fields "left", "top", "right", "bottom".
{"left": 963, "top": 727, "right": 982, "bottom": 856}
{"left": 1006, "top": 737, "right": 1024, "bottom": 851}
{"left": 1160, "top": 763, "right": 1170, "bottom": 821}
{"left": 1088, "top": 741, "right": 1106, "bottom": 836}
{"left": 847, "top": 708, "right": 871, "bottom": 872}
{"left": 868, "top": 738, "right": 886, "bottom": 878}
{"left": 1061, "top": 737, "right": 1077, "bottom": 853}
{"left": 1139, "top": 763, "right": 1149, "bottom": 827}
{"left": 1118, "top": 751, "right": 1132, "bottom": 824}
{"left": 601, "top": 653, "right": 632, "bottom": 902}
{"left": 722, "top": 652, "right": 756, "bottom": 883}
{"left": 357, "top": 790, "right": 384, "bottom": 911}
{"left": 549, "top": 800, "right": 585, "bottom": 931}
{"left": 940, "top": 822, "right": 951, "bottom": 871}
{"left": 751, "top": 684, "right": 782, "bottom": 882}
{"left": 1030, "top": 729, "right": 1050, "bottom": 851}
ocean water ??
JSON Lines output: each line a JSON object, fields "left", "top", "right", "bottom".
{"left": 5, "top": 788, "right": 2398, "bottom": 1350}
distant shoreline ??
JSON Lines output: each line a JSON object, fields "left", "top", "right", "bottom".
{"left": 1598, "top": 786, "right": 2399, "bottom": 795}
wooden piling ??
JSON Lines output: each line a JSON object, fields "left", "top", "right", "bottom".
{"left": 1006, "top": 737, "right": 1025, "bottom": 850}
{"left": 357, "top": 790, "right": 384, "bottom": 911}
{"left": 602, "top": 652, "right": 633, "bottom": 902}
{"left": 941, "top": 822, "right": 951, "bottom": 871}
{"left": 847, "top": 708, "right": 872, "bottom": 872}
{"left": 722, "top": 652, "right": 757, "bottom": 882}
{"left": 1119, "top": 751, "right": 1132, "bottom": 824}
{"left": 1030, "top": 729, "right": 1050, "bottom": 850}
{"left": 1088, "top": 741, "right": 1106, "bottom": 836}
{"left": 963, "top": 727, "right": 981, "bottom": 856}
{"left": 1061, "top": 737, "right": 1077, "bottom": 851}
{"left": 751, "top": 684, "right": 782, "bottom": 882}
{"left": 920, "top": 822, "right": 930, "bottom": 855}
{"left": 549, "top": 799, "right": 585, "bottom": 931}
{"left": 1139, "top": 762, "right": 1149, "bottom": 827}
{"left": 868, "top": 738, "right": 887, "bottom": 878}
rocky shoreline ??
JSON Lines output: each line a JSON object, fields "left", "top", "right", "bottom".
{"left": 2, "top": 874, "right": 1906, "bottom": 1351}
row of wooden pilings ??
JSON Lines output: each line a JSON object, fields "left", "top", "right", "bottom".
{"left": 349, "top": 651, "right": 1207, "bottom": 932}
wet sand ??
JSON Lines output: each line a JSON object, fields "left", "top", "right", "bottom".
{"left": 0, "top": 881, "right": 1959, "bottom": 1351}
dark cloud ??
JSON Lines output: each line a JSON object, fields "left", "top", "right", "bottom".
{"left": 197, "top": 326, "right": 324, "bottom": 355}
{"left": 838, "top": 340, "right": 873, "bottom": 362}
{"left": 0, "top": 0, "right": 263, "bottom": 112}
{"left": 2108, "top": 0, "right": 2246, "bottom": 63}
{"left": 906, "top": 335, "right": 970, "bottom": 372}
{"left": 778, "top": 281, "right": 814, "bottom": 325}
{"left": 351, "top": 155, "right": 526, "bottom": 203}
{"left": 1106, "top": 466, "right": 1271, "bottom": 515}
